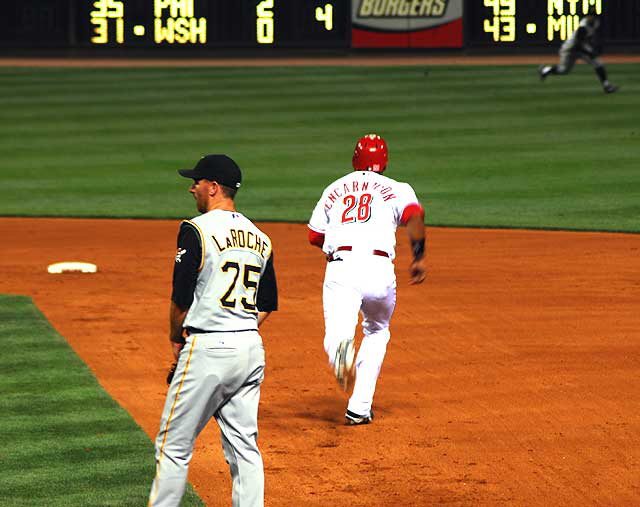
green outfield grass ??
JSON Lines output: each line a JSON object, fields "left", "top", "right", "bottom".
{"left": 0, "top": 63, "right": 638, "bottom": 231}
{"left": 0, "top": 295, "right": 205, "bottom": 507}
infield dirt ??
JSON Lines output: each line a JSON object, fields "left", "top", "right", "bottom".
{"left": 1, "top": 217, "right": 639, "bottom": 507}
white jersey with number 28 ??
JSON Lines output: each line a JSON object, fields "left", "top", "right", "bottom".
{"left": 308, "top": 170, "right": 421, "bottom": 260}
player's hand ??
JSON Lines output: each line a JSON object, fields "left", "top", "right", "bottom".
{"left": 166, "top": 361, "right": 177, "bottom": 386}
{"left": 172, "top": 341, "right": 185, "bottom": 361}
{"left": 409, "top": 259, "right": 426, "bottom": 285}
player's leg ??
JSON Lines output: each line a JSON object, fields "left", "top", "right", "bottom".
{"left": 215, "top": 335, "right": 266, "bottom": 507}
{"left": 149, "top": 336, "right": 223, "bottom": 507}
{"left": 582, "top": 53, "right": 618, "bottom": 93}
{"left": 347, "top": 261, "right": 397, "bottom": 422}
{"left": 538, "top": 54, "right": 560, "bottom": 79}
{"left": 322, "top": 261, "right": 362, "bottom": 388}
{"left": 540, "top": 49, "right": 574, "bottom": 79}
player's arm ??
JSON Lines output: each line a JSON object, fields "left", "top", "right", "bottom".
{"left": 169, "top": 221, "right": 202, "bottom": 358}
{"left": 257, "top": 252, "right": 278, "bottom": 327}
{"left": 401, "top": 203, "right": 426, "bottom": 285}
{"left": 258, "top": 311, "right": 271, "bottom": 326}
{"left": 169, "top": 302, "right": 189, "bottom": 360}
{"left": 308, "top": 191, "right": 329, "bottom": 250}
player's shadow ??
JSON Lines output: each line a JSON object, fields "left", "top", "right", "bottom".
{"left": 294, "top": 394, "right": 388, "bottom": 425}
{"left": 295, "top": 396, "right": 346, "bottom": 424}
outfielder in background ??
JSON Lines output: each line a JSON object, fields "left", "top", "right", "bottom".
{"left": 538, "top": 8, "right": 618, "bottom": 93}
{"left": 308, "top": 134, "right": 426, "bottom": 425}
{"left": 148, "top": 154, "right": 278, "bottom": 507}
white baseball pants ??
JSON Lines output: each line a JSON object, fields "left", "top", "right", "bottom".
{"left": 322, "top": 253, "right": 396, "bottom": 416}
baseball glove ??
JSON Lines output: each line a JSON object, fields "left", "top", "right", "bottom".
{"left": 166, "top": 362, "right": 177, "bottom": 386}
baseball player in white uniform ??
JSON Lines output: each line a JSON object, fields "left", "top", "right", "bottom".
{"left": 307, "top": 134, "right": 426, "bottom": 425}
{"left": 148, "top": 154, "right": 278, "bottom": 507}
{"left": 538, "top": 9, "right": 618, "bottom": 93}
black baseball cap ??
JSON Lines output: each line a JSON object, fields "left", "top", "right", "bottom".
{"left": 178, "top": 154, "right": 242, "bottom": 189}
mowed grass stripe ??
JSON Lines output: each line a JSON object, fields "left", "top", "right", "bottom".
{"left": 0, "top": 65, "right": 638, "bottom": 230}
{"left": 0, "top": 295, "right": 204, "bottom": 507}
{"left": 0, "top": 67, "right": 628, "bottom": 127}
{"left": 0, "top": 65, "right": 600, "bottom": 109}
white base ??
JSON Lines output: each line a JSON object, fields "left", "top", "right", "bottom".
{"left": 47, "top": 261, "right": 97, "bottom": 274}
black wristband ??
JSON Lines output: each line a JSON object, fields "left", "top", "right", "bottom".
{"left": 411, "top": 238, "right": 425, "bottom": 261}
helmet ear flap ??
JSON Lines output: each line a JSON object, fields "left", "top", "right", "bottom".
{"left": 352, "top": 134, "right": 388, "bottom": 173}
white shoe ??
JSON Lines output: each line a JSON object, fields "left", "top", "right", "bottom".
{"left": 345, "top": 409, "right": 374, "bottom": 425}
{"left": 538, "top": 65, "right": 547, "bottom": 81}
{"left": 333, "top": 340, "right": 355, "bottom": 390}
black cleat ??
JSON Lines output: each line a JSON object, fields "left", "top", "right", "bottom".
{"left": 604, "top": 84, "right": 619, "bottom": 94}
{"left": 345, "top": 409, "right": 374, "bottom": 425}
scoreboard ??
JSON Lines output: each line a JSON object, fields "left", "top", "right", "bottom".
{"left": 465, "top": 0, "right": 640, "bottom": 47}
{"left": 1, "top": 0, "right": 638, "bottom": 50}
{"left": 1, "top": 0, "right": 351, "bottom": 49}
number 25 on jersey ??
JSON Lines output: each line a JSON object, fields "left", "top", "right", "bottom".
{"left": 219, "top": 261, "right": 260, "bottom": 313}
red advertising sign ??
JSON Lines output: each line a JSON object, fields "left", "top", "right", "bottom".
{"left": 352, "top": 0, "right": 463, "bottom": 48}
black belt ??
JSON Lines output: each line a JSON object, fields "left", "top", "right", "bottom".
{"left": 329, "top": 246, "right": 390, "bottom": 262}
{"left": 186, "top": 327, "right": 257, "bottom": 335}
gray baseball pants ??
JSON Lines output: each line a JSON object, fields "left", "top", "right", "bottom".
{"left": 557, "top": 49, "right": 603, "bottom": 73}
{"left": 148, "top": 331, "right": 265, "bottom": 507}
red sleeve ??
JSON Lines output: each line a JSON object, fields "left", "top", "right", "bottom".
{"left": 400, "top": 203, "right": 425, "bottom": 225}
{"left": 308, "top": 228, "right": 325, "bottom": 248}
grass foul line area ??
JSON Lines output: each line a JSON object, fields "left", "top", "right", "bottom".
{"left": 0, "top": 295, "right": 204, "bottom": 507}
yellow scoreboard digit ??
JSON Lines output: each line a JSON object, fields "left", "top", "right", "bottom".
{"left": 315, "top": 4, "right": 334, "bottom": 31}
{"left": 256, "top": 0, "right": 275, "bottom": 45}
{"left": 482, "top": 0, "right": 516, "bottom": 42}
{"left": 90, "top": 0, "right": 125, "bottom": 44}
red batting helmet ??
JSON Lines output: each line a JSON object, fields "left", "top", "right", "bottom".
{"left": 352, "top": 134, "right": 388, "bottom": 173}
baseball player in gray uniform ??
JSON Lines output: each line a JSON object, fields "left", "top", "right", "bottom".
{"left": 538, "top": 9, "right": 618, "bottom": 93}
{"left": 148, "top": 154, "right": 278, "bottom": 507}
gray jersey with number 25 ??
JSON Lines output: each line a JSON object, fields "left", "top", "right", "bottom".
{"left": 180, "top": 210, "right": 275, "bottom": 332}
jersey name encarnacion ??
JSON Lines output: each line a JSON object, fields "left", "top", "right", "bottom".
{"left": 323, "top": 179, "right": 398, "bottom": 210}
{"left": 308, "top": 171, "right": 421, "bottom": 260}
